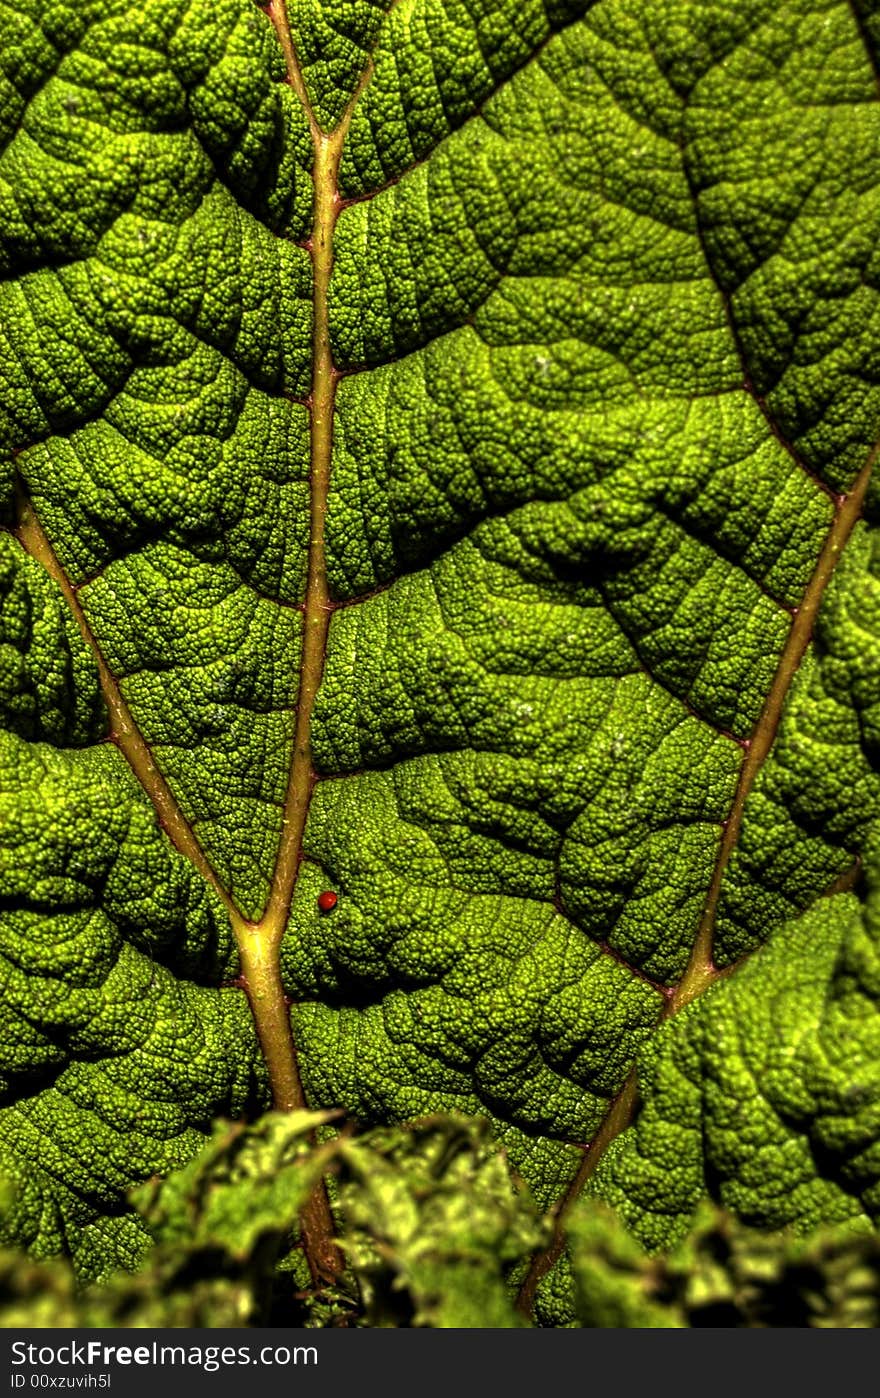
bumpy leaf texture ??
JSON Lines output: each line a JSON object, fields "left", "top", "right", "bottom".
{"left": 2, "top": 0, "right": 880, "bottom": 1299}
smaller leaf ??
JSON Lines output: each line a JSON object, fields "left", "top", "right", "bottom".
{"left": 562, "top": 1201, "right": 681, "bottom": 1330}
{"left": 332, "top": 1114, "right": 545, "bottom": 1328}
{"left": 134, "top": 1110, "right": 334, "bottom": 1261}
{"left": 0, "top": 1247, "right": 257, "bottom": 1329}
{"left": 0, "top": 1170, "right": 254, "bottom": 1328}
{"left": 563, "top": 1199, "right": 880, "bottom": 1329}
{"left": 0, "top": 1113, "right": 544, "bottom": 1328}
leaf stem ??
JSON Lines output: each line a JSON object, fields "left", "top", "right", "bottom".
{"left": 12, "top": 487, "right": 238, "bottom": 923}
{"left": 12, "top": 0, "right": 377, "bottom": 1290}
{"left": 668, "top": 442, "right": 877, "bottom": 1014}
{"left": 516, "top": 438, "right": 878, "bottom": 1316}
{"left": 245, "top": 0, "right": 376, "bottom": 1288}
{"left": 14, "top": 482, "right": 342, "bottom": 1284}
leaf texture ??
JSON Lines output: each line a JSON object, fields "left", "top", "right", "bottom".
{"left": 1, "top": 0, "right": 880, "bottom": 1292}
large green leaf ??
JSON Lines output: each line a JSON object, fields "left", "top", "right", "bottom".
{"left": 1, "top": 0, "right": 880, "bottom": 1309}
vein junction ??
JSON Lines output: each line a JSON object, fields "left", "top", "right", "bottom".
{"left": 6, "top": 0, "right": 880, "bottom": 1307}
{"left": 9, "top": 0, "right": 365, "bottom": 1287}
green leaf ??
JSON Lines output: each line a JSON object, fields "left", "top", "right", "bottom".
{"left": 0, "top": 1237, "right": 260, "bottom": 1328}
{"left": 133, "top": 1110, "right": 331, "bottom": 1259}
{"left": 2, "top": 0, "right": 880, "bottom": 1310}
{"left": 560, "top": 1199, "right": 880, "bottom": 1328}
{"left": 330, "top": 1115, "right": 543, "bottom": 1327}
{"left": 0, "top": 1112, "right": 540, "bottom": 1328}
{"left": 0, "top": 1114, "right": 328, "bottom": 1325}
{"left": 593, "top": 861, "right": 880, "bottom": 1247}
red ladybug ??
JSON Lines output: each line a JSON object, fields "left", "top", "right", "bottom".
{"left": 317, "top": 890, "right": 338, "bottom": 912}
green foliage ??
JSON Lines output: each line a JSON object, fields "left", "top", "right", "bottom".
{"left": 133, "top": 1111, "right": 330, "bottom": 1265}
{"left": 0, "top": 1113, "right": 541, "bottom": 1329}
{"left": 565, "top": 1200, "right": 880, "bottom": 1329}
{"left": 328, "top": 1116, "right": 543, "bottom": 1327}
{"left": 0, "top": 1241, "right": 257, "bottom": 1328}
{"left": 4, "top": 1117, "right": 879, "bottom": 1329}
{"left": 0, "top": 1144, "right": 284, "bottom": 1326}
{"left": 1, "top": 0, "right": 880, "bottom": 1325}
{"left": 592, "top": 872, "right": 880, "bottom": 1249}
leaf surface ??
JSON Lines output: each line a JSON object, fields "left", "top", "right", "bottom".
{"left": 1, "top": 0, "right": 880, "bottom": 1294}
